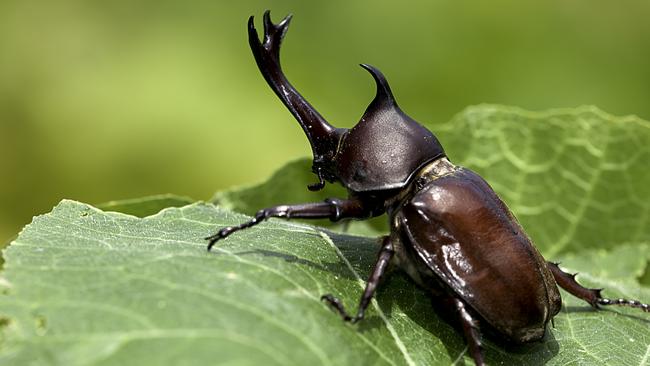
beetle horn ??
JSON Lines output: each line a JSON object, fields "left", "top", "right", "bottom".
{"left": 359, "top": 64, "right": 398, "bottom": 109}
{"left": 248, "top": 11, "right": 344, "bottom": 179}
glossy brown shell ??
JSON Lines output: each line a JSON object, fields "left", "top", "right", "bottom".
{"left": 396, "top": 167, "right": 561, "bottom": 342}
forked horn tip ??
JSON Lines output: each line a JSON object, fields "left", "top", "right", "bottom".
{"left": 280, "top": 13, "right": 293, "bottom": 27}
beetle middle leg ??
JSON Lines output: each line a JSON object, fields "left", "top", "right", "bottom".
{"left": 206, "top": 197, "right": 373, "bottom": 250}
{"left": 548, "top": 262, "right": 649, "bottom": 312}
{"left": 451, "top": 298, "right": 486, "bottom": 366}
{"left": 321, "top": 236, "right": 394, "bottom": 323}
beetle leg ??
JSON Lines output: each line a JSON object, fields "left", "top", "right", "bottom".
{"left": 321, "top": 237, "right": 394, "bottom": 323}
{"left": 206, "top": 198, "right": 372, "bottom": 250}
{"left": 452, "top": 298, "right": 486, "bottom": 366}
{"left": 548, "top": 262, "right": 649, "bottom": 312}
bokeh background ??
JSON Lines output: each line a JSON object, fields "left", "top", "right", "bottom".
{"left": 2, "top": 1, "right": 650, "bottom": 243}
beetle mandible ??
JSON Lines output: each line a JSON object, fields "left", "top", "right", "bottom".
{"left": 206, "top": 11, "right": 650, "bottom": 366}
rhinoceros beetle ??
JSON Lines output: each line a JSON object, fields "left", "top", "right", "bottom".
{"left": 206, "top": 11, "right": 649, "bottom": 365}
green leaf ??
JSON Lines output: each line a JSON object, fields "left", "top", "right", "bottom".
{"left": 96, "top": 194, "right": 195, "bottom": 218}
{"left": 0, "top": 200, "right": 648, "bottom": 365}
{"left": 2, "top": 105, "right": 650, "bottom": 365}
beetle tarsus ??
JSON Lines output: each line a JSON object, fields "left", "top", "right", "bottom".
{"left": 206, "top": 213, "right": 265, "bottom": 250}
{"left": 206, "top": 211, "right": 268, "bottom": 250}
{"left": 320, "top": 294, "right": 356, "bottom": 322}
{"left": 597, "top": 297, "right": 649, "bottom": 312}
{"left": 548, "top": 262, "right": 649, "bottom": 313}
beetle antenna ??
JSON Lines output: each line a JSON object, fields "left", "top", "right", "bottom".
{"left": 307, "top": 166, "right": 326, "bottom": 191}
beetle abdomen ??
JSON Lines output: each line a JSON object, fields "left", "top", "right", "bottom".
{"left": 396, "top": 167, "right": 561, "bottom": 342}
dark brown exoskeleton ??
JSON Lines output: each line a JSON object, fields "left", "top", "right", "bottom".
{"left": 206, "top": 11, "right": 650, "bottom": 365}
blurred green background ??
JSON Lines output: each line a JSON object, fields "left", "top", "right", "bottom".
{"left": 2, "top": 0, "right": 650, "bottom": 243}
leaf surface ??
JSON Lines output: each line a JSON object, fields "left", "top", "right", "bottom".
{"left": 1, "top": 200, "right": 648, "bottom": 365}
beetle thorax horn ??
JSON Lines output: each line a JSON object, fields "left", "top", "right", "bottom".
{"left": 360, "top": 64, "right": 398, "bottom": 112}
{"left": 333, "top": 65, "right": 446, "bottom": 192}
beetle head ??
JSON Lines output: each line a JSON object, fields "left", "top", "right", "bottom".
{"left": 248, "top": 12, "right": 444, "bottom": 192}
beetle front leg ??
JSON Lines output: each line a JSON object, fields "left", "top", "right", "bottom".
{"left": 548, "top": 262, "right": 649, "bottom": 312}
{"left": 321, "top": 237, "right": 394, "bottom": 323}
{"left": 206, "top": 198, "right": 372, "bottom": 250}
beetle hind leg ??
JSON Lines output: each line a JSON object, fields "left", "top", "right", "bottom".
{"left": 321, "top": 237, "right": 394, "bottom": 323}
{"left": 548, "top": 262, "right": 649, "bottom": 312}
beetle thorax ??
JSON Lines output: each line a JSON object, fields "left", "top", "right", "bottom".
{"left": 335, "top": 111, "right": 445, "bottom": 192}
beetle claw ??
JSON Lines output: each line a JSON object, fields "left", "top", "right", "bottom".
{"left": 205, "top": 231, "right": 225, "bottom": 251}
{"left": 205, "top": 226, "right": 238, "bottom": 250}
{"left": 321, "top": 294, "right": 355, "bottom": 322}
{"left": 349, "top": 314, "right": 363, "bottom": 324}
